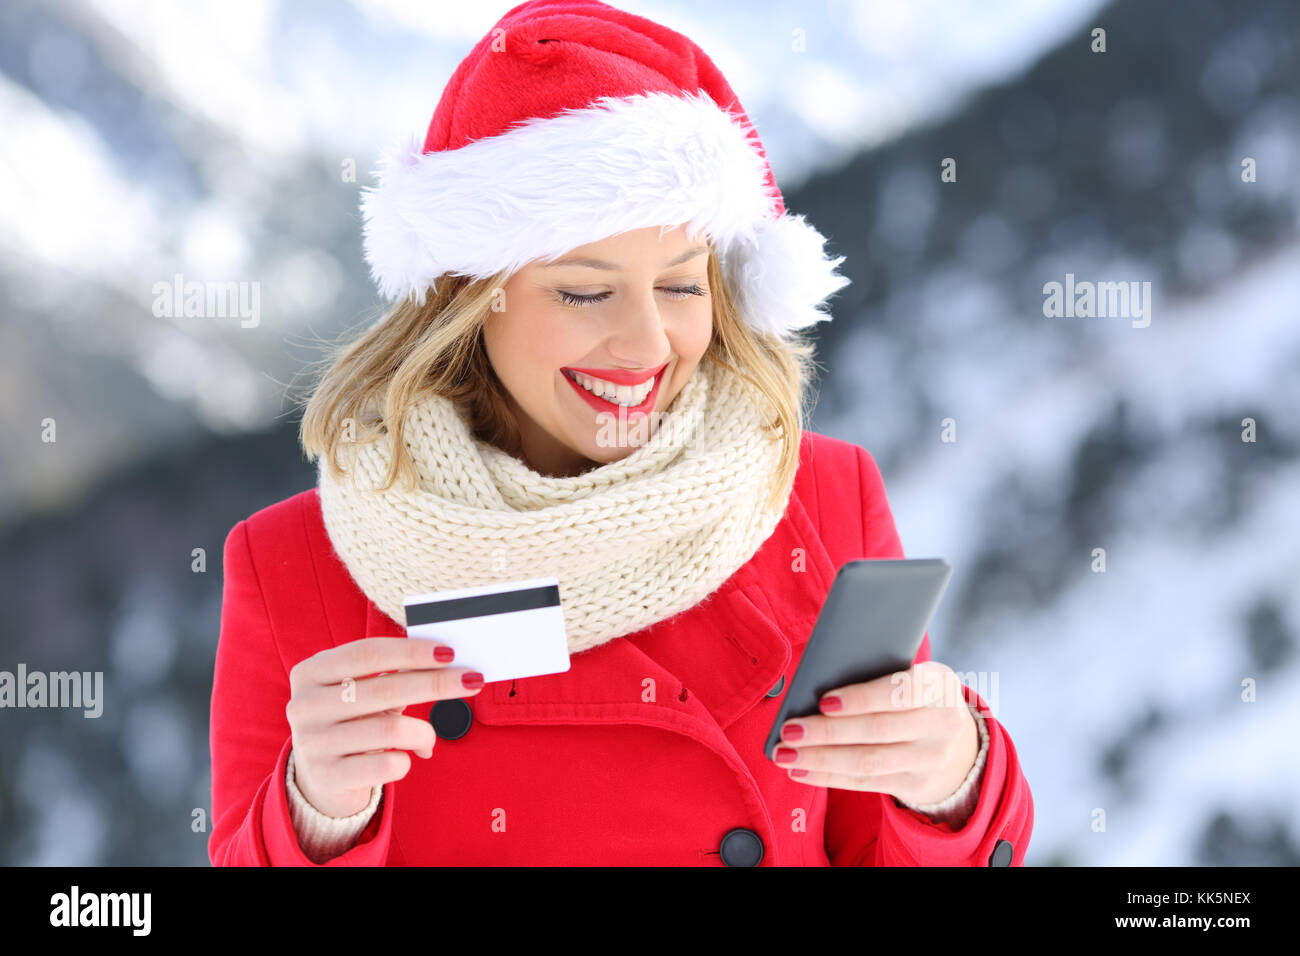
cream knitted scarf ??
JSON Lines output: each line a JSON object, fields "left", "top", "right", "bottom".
{"left": 316, "top": 359, "right": 795, "bottom": 656}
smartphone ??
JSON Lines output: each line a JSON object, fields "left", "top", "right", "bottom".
{"left": 763, "top": 557, "right": 952, "bottom": 761}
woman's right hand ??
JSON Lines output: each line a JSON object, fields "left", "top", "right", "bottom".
{"left": 286, "top": 637, "right": 484, "bottom": 818}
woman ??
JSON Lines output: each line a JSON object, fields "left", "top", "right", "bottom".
{"left": 209, "top": 0, "right": 1033, "bottom": 866}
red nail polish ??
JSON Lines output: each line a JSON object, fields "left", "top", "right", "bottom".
{"left": 782, "top": 723, "right": 804, "bottom": 742}
{"left": 790, "top": 769, "right": 808, "bottom": 778}
{"left": 461, "top": 671, "right": 484, "bottom": 689}
{"left": 434, "top": 646, "right": 455, "bottom": 663}
{"left": 820, "top": 696, "right": 843, "bottom": 712}
{"left": 775, "top": 747, "right": 799, "bottom": 764}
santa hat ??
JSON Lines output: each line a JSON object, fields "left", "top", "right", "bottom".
{"left": 361, "top": 0, "right": 850, "bottom": 338}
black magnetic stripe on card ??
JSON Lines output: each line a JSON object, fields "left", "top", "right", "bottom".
{"left": 405, "top": 584, "right": 561, "bottom": 625}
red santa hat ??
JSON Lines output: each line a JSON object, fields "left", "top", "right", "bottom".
{"left": 361, "top": 0, "right": 849, "bottom": 338}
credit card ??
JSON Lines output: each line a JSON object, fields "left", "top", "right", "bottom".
{"left": 403, "top": 577, "right": 571, "bottom": 684}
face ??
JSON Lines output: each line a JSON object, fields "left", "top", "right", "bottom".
{"left": 482, "top": 225, "right": 714, "bottom": 477}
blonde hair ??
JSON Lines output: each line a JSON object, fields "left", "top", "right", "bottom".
{"left": 295, "top": 247, "right": 822, "bottom": 515}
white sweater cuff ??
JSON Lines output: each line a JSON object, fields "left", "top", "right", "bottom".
{"left": 285, "top": 748, "right": 383, "bottom": 863}
{"left": 895, "top": 703, "right": 990, "bottom": 827}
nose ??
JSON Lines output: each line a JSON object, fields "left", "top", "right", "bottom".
{"left": 604, "top": 287, "right": 671, "bottom": 368}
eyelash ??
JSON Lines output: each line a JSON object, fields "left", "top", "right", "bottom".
{"left": 554, "top": 284, "right": 707, "bottom": 307}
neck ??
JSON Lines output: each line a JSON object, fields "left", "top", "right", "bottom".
{"left": 505, "top": 399, "right": 598, "bottom": 478}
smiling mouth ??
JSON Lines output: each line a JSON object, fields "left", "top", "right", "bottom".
{"left": 561, "top": 364, "right": 669, "bottom": 414}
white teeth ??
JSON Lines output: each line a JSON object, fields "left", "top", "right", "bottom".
{"left": 567, "top": 370, "right": 655, "bottom": 406}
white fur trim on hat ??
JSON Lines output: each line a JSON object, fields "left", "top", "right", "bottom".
{"left": 360, "top": 90, "right": 848, "bottom": 336}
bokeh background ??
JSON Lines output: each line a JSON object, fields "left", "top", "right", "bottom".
{"left": 1, "top": 0, "right": 1297, "bottom": 865}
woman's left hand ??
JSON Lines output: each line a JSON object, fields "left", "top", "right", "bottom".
{"left": 771, "top": 660, "right": 980, "bottom": 806}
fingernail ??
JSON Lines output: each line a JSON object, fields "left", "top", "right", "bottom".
{"left": 781, "top": 722, "right": 804, "bottom": 742}
{"left": 790, "top": 769, "right": 809, "bottom": 778}
{"left": 461, "top": 671, "right": 485, "bottom": 690}
{"left": 434, "top": 645, "right": 455, "bottom": 663}
{"left": 820, "top": 696, "right": 843, "bottom": 713}
{"left": 775, "top": 747, "right": 799, "bottom": 765}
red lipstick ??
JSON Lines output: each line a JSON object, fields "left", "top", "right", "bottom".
{"left": 561, "top": 362, "right": 669, "bottom": 387}
{"left": 561, "top": 363, "right": 670, "bottom": 416}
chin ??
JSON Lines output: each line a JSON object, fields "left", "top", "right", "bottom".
{"left": 581, "top": 434, "right": 640, "bottom": 463}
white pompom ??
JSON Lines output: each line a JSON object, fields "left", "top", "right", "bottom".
{"left": 723, "top": 214, "right": 851, "bottom": 337}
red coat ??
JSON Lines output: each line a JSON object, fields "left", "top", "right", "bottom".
{"left": 209, "top": 430, "right": 1033, "bottom": 865}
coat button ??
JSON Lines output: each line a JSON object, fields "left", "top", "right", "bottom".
{"left": 429, "top": 699, "right": 473, "bottom": 740}
{"left": 719, "top": 828, "right": 764, "bottom": 866}
{"left": 988, "top": 839, "right": 1013, "bottom": 866}
{"left": 766, "top": 675, "right": 785, "bottom": 698}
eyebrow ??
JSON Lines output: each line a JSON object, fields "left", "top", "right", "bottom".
{"left": 541, "top": 245, "right": 710, "bottom": 270}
